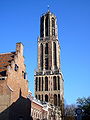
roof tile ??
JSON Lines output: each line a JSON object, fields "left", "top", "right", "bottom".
{"left": 0, "top": 52, "right": 16, "bottom": 77}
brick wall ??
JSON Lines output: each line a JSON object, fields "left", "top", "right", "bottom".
{"left": 0, "top": 43, "right": 28, "bottom": 112}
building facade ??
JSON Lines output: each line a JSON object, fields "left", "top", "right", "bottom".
{"left": 0, "top": 43, "right": 28, "bottom": 113}
{"left": 28, "top": 91, "right": 61, "bottom": 120}
{"left": 34, "top": 10, "right": 64, "bottom": 118}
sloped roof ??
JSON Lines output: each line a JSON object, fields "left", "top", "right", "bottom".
{"left": 0, "top": 52, "right": 16, "bottom": 77}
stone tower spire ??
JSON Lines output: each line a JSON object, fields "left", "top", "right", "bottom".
{"left": 35, "top": 11, "right": 64, "bottom": 115}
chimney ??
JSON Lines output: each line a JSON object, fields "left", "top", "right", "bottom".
{"left": 16, "top": 42, "right": 24, "bottom": 56}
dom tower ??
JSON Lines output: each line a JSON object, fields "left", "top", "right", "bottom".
{"left": 35, "top": 10, "right": 64, "bottom": 115}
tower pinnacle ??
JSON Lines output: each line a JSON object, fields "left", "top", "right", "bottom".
{"left": 47, "top": 5, "right": 50, "bottom": 11}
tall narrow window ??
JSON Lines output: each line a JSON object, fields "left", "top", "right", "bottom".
{"left": 39, "top": 77, "right": 41, "bottom": 91}
{"left": 45, "top": 43, "right": 48, "bottom": 54}
{"left": 40, "top": 16, "right": 44, "bottom": 37}
{"left": 45, "top": 43, "right": 48, "bottom": 70}
{"left": 45, "top": 15, "right": 49, "bottom": 36}
{"left": 38, "top": 95, "right": 40, "bottom": 100}
{"left": 58, "top": 94, "right": 60, "bottom": 106}
{"left": 45, "top": 77, "right": 48, "bottom": 91}
{"left": 40, "top": 44, "right": 43, "bottom": 70}
{"left": 35, "top": 77, "right": 38, "bottom": 91}
{"left": 45, "top": 94, "right": 48, "bottom": 102}
{"left": 54, "top": 94, "right": 57, "bottom": 106}
{"left": 53, "top": 42, "right": 57, "bottom": 67}
{"left": 58, "top": 76, "right": 60, "bottom": 90}
{"left": 53, "top": 76, "right": 57, "bottom": 90}
{"left": 42, "top": 77, "right": 43, "bottom": 91}
{"left": 52, "top": 18, "right": 55, "bottom": 36}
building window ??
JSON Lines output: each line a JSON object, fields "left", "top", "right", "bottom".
{"left": 40, "top": 44, "right": 43, "bottom": 70}
{"left": 45, "top": 43, "right": 48, "bottom": 54}
{"left": 35, "top": 77, "right": 38, "bottom": 91}
{"left": 45, "top": 15, "right": 49, "bottom": 36}
{"left": 42, "top": 77, "right": 43, "bottom": 91}
{"left": 53, "top": 76, "right": 57, "bottom": 90}
{"left": 58, "top": 94, "right": 60, "bottom": 106}
{"left": 58, "top": 76, "right": 60, "bottom": 90}
{"left": 52, "top": 18, "right": 55, "bottom": 36}
{"left": 54, "top": 94, "right": 57, "bottom": 106}
{"left": 38, "top": 95, "right": 40, "bottom": 100}
{"left": 0, "top": 71, "right": 6, "bottom": 77}
{"left": 24, "top": 72, "right": 27, "bottom": 79}
{"left": 22, "top": 71, "right": 27, "bottom": 79}
{"left": 53, "top": 42, "right": 57, "bottom": 67}
{"left": 45, "top": 77, "right": 48, "bottom": 91}
{"left": 45, "top": 43, "right": 48, "bottom": 70}
{"left": 42, "top": 95, "right": 43, "bottom": 101}
{"left": 45, "top": 94, "right": 48, "bottom": 102}
{"left": 40, "top": 16, "right": 44, "bottom": 37}
{"left": 39, "top": 77, "right": 41, "bottom": 91}
{"left": 14, "top": 64, "right": 19, "bottom": 71}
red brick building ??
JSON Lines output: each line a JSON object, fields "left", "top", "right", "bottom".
{"left": 0, "top": 42, "right": 28, "bottom": 113}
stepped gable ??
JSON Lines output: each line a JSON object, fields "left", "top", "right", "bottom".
{"left": 0, "top": 52, "right": 16, "bottom": 77}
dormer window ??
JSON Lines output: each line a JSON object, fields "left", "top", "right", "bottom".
{"left": 14, "top": 64, "right": 19, "bottom": 71}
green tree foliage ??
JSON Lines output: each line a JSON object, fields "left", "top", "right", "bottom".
{"left": 77, "top": 96, "right": 90, "bottom": 120}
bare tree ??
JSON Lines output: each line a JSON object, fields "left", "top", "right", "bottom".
{"left": 64, "top": 104, "right": 76, "bottom": 120}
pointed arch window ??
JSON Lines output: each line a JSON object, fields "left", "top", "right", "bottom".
{"left": 38, "top": 95, "right": 40, "bottom": 100}
{"left": 40, "top": 16, "right": 44, "bottom": 37}
{"left": 45, "top": 43, "right": 48, "bottom": 70}
{"left": 52, "top": 18, "right": 55, "bottom": 36}
{"left": 42, "top": 77, "right": 43, "bottom": 91}
{"left": 45, "top": 94, "right": 48, "bottom": 102}
{"left": 45, "top": 77, "right": 48, "bottom": 91}
{"left": 35, "top": 77, "right": 38, "bottom": 91}
{"left": 53, "top": 42, "right": 57, "bottom": 67}
{"left": 40, "top": 44, "right": 43, "bottom": 70}
{"left": 53, "top": 76, "right": 57, "bottom": 90}
{"left": 58, "top": 94, "right": 60, "bottom": 106}
{"left": 58, "top": 76, "right": 60, "bottom": 90}
{"left": 39, "top": 77, "right": 41, "bottom": 91}
{"left": 45, "top": 15, "right": 49, "bottom": 36}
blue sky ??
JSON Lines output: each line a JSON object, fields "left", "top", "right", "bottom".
{"left": 0, "top": 0, "right": 90, "bottom": 105}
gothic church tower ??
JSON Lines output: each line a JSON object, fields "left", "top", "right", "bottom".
{"left": 35, "top": 11, "right": 64, "bottom": 111}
